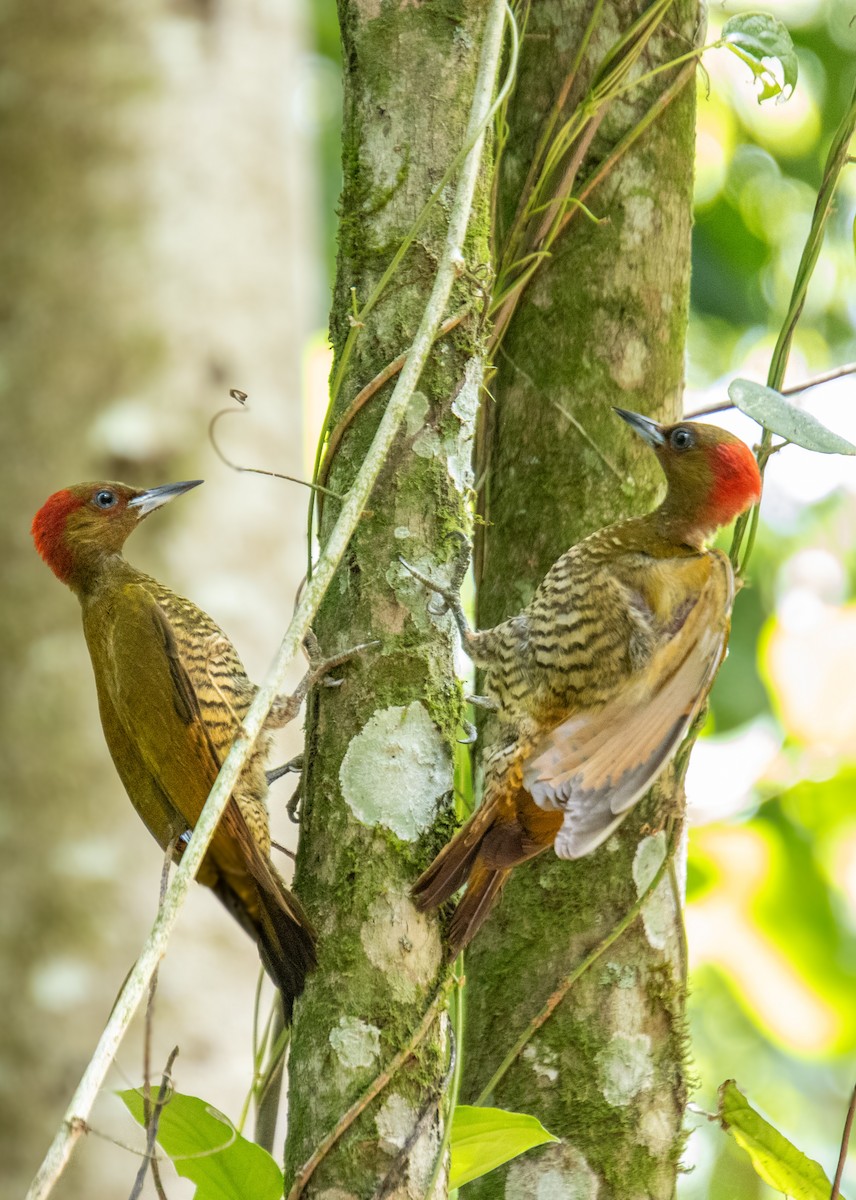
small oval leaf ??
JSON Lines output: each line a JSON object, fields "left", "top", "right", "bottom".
{"left": 120, "top": 1088, "right": 283, "bottom": 1200}
{"left": 450, "top": 1105, "right": 558, "bottom": 1189}
{"left": 728, "top": 378, "right": 856, "bottom": 455}
{"left": 722, "top": 13, "right": 798, "bottom": 103}
{"left": 718, "top": 1080, "right": 845, "bottom": 1200}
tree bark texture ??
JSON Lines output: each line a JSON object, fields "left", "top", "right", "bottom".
{"left": 4, "top": 1, "right": 314, "bottom": 1193}
{"left": 463, "top": 2, "right": 699, "bottom": 1198}
{"left": 285, "top": 2, "right": 495, "bottom": 1196}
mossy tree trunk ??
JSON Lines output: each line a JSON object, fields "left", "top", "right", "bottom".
{"left": 285, "top": 2, "right": 495, "bottom": 1196}
{"left": 462, "top": 2, "right": 700, "bottom": 1198}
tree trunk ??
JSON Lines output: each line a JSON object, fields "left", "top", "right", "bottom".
{"left": 5, "top": 1, "right": 314, "bottom": 1193}
{"left": 463, "top": 2, "right": 699, "bottom": 1197}
{"left": 284, "top": 2, "right": 497, "bottom": 1196}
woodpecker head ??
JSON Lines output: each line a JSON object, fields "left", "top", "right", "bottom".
{"left": 614, "top": 409, "right": 761, "bottom": 546}
{"left": 32, "top": 479, "right": 203, "bottom": 589}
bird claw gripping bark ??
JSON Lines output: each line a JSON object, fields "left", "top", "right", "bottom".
{"left": 266, "top": 754, "right": 303, "bottom": 787}
{"left": 458, "top": 720, "right": 478, "bottom": 745}
{"left": 398, "top": 532, "right": 472, "bottom": 640}
{"left": 270, "top": 636, "right": 380, "bottom": 726}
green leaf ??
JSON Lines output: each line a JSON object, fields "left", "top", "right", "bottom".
{"left": 449, "top": 1105, "right": 558, "bottom": 1189}
{"left": 728, "top": 378, "right": 856, "bottom": 455}
{"left": 722, "top": 13, "right": 798, "bottom": 103}
{"left": 718, "top": 1080, "right": 845, "bottom": 1199}
{"left": 119, "top": 1088, "right": 283, "bottom": 1200}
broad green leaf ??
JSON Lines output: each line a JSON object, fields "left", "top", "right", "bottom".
{"left": 119, "top": 1088, "right": 283, "bottom": 1200}
{"left": 449, "top": 1105, "right": 558, "bottom": 1188}
{"left": 717, "top": 1080, "right": 845, "bottom": 1199}
{"left": 729, "top": 378, "right": 856, "bottom": 455}
{"left": 722, "top": 13, "right": 798, "bottom": 103}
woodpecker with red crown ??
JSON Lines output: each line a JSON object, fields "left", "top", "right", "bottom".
{"left": 32, "top": 479, "right": 315, "bottom": 1017}
{"left": 405, "top": 409, "right": 762, "bottom": 953}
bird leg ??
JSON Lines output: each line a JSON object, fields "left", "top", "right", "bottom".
{"left": 399, "top": 532, "right": 473, "bottom": 642}
{"left": 266, "top": 637, "right": 380, "bottom": 729}
{"left": 286, "top": 779, "right": 303, "bottom": 825}
{"left": 466, "top": 692, "right": 499, "bottom": 711}
{"left": 266, "top": 754, "right": 303, "bottom": 787}
{"left": 266, "top": 756, "right": 305, "bottom": 823}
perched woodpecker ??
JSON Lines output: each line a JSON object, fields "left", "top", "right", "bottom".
{"left": 32, "top": 479, "right": 315, "bottom": 1017}
{"left": 408, "top": 410, "right": 762, "bottom": 953}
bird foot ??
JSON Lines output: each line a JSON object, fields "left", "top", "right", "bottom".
{"left": 458, "top": 719, "right": 478, "bottom": 745}
{"left": 466, "top": 692, "right": 499, "bottom": 712}
{"left": 399, "top": 532, "right": 472, "bottom": 640}
{"left": 266, "top": 754, "right": 303, "bottom": 787}
{"left": 286, "top": 779, "right": 303, "bottom": 824}
{"left": 268, "top": 637, "right": 379, "bottom": 728}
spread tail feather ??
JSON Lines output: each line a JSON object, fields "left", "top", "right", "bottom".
{"left": 412, "top": 827, "right": 483, "bottom": 911}
{"left": 447, "top": 865, "right": 510, "bottom": 954}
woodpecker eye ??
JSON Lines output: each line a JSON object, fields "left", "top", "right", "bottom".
{"left": 93, "top": 489, "right": 117, "bottom": 509}
{"left": 670, "top": 427, "right": 694, "bottom": 451}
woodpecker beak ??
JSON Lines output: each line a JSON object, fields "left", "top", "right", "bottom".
{"left": 613, "top": 408, "right": 667, "bottom": 448}
{"left": 128, "top": 479, "right": 204, "bottom": 517}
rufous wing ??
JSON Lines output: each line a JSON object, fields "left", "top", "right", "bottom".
{"left": 522, "top": 553, "right": 734, "bottom": 858}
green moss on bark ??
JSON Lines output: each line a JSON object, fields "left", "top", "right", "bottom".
{"left": 463, "top": 1, "right": 699, "bottom": 1197}
{"left": 286, "top": 2, "right": 494, "bottom": 1195}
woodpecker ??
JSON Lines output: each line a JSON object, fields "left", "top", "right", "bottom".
{"left": 407, "top": 410, "right": 762, "bottom": 953}
{"left": 32, "top": 479, "right": 315, "bottom": 1017}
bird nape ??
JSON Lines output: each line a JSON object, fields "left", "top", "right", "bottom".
{"left": 409, "top": 409, "right": 762, "bottom": 954}
{"left": 32, "top": 479, "right": 316, "bottom": 1018}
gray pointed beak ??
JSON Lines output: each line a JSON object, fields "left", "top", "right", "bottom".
{"left": 128, "top": 479, "right": 203, "bottom": 516}
{"left": 613, "top": 408, "right": 667, "bottom": 448}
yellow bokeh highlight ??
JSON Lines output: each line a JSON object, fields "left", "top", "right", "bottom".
{"left": 687, "top": 825, "right": 839, "bottom": 1053}
{"left": 764, "top": 601, "right": 856, "bottom": 755}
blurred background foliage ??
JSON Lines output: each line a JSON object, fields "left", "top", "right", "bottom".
{"left": 300, "top": 1, "right": 856, "bottom": 1195}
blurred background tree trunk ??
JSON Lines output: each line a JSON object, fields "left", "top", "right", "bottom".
{"left": 462, "top": 1, "right": 700, "bottom": 1197}
{"left": 284, "top": 1, "right": 497, "bottom": 1195}
{"left": 2, "top": 1, "right": 315, "bottom": 1194}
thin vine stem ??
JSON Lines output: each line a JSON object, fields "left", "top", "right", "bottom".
{"left": 473, "top": 832, "right": 675, "bottom": 1106}
{"left": 23, "top": 7, "right": 507, "bottom": 1196}
{"left": 731, "top": 76, "right": 856, "bottom": 575}
{"left": 305, "top": 1, "right": 521, "bottom": 575}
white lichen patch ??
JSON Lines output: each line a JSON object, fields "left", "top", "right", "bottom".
{"left": 600, "top": 960, "right": 637, "bottom": 990}
{"left": 328, "top": 1016, "right": 381, "bottom": 1072}
{"left": 632, "top": 832, "right": 673, "bottom": 952}
{"left": 638, "top": 1106, "right": 673, "bottom": 1156}
{"left": 446, "top": 356, "right": 481, "bottom": 492}
{"left": 361, "top": 886, "right": 442, "bottom": 994}
{"left": 340, "top": 703, "right": 451, "bottom": 841}
{"left": 387, "top": 555, "right": 461, "bottom": 636}
{"left": 413, "top": 427, "right": 442, "bottom": 459}
{"left": 394, "top": 526, "right": 412, "bottom": 540}
{"left": 596, "top": 1032, "right": 654, "bottom": 1107}
{"left": 506, "top": 1144, "right": 600, "bottom": 1199}
{"left": 376, "top": 1092, "right": 418, "bottom": 1155}
{"left": 523, "top": 1042, "right": 559, "bottom": 1085}
{"left": 407, "top": 1121, "right": 443, "bottom": 1196}
{"left": 610, "top": 333, "right": 649, "bottom": 391}
{"left": 406, "top": 390, "right": 430, "bottom": 436}
{"left": 316, "top": 1190, "right": 360, "bottom": 1200}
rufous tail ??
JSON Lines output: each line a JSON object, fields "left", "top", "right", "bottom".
{"left": 446, "top": 864, "right": 511, "bottom": 953}
{"left": 412, "top": 805, "right": 511, "bottom": 953}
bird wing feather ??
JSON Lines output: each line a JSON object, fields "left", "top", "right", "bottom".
{"left": 522, "top": 552, "right": 733, "bottom": 858}
{"left": 103, "top": 585, "right": 295, "bottom": 916}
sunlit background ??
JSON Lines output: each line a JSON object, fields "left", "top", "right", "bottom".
{"left": 3, "top": 0, "right": 854, "bottom": 1196}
